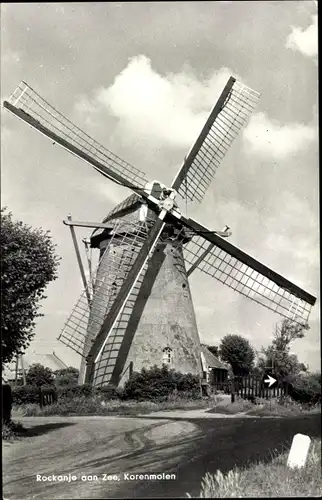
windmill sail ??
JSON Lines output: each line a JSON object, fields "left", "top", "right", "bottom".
{"left": 172, "top": 77, "right": 260, "bottom": 202}
{"left": 58, "top": 217, "right": 151, "bottom": 359}
{"left": 3, "top": 81, "right": 148, "bottom": 190}
{"left": 182, "top": 232, "right": 315, "bottom": 325}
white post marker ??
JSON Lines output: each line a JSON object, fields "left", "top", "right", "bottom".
{"left": 287, "top": 433, "right": 311, "bottom": 469}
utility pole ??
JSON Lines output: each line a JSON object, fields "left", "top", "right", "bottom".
{"left": 21, "top": 355, "right": 26, "bottom": 385}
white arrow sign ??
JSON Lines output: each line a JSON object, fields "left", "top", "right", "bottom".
{"left": 264, "top": 375, "right": 276, "bottom": 388}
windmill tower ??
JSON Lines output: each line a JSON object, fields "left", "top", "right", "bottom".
{"left": 3, "top": 77, "right": 316, "bottom": 388}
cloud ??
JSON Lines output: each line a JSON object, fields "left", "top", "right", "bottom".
{"left": 75, "top": 55, "right": 244, "bottom": 150}
{"left": 286, "top": 14, "right": 318, "bottom": 59}
{"left": 243, "top": 112, "right": 316, "bottom": 160}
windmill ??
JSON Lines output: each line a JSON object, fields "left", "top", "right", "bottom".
{"left": 3, "top": 77, "right": 316, "bottom": 388}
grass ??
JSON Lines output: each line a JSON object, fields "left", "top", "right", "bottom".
{"left": 14, "top": 393, "right": 216, "bottom": 417}
{"left": 13, "top": 392, "right": 321, "bottom": 418}
{"left": 189, "top": 438, "right": 322, "bottom": 497}
{"left": 209, "top": 395, "right": 321, "bottom": 418}
{"left": 2, "top": 420, "right": 27, "bottom": 442}
{"left": 208, "top": 399, "right": 254, "bottom": 415}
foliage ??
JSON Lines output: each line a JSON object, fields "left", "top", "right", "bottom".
{"left": 54, "top": 367, "right": 79, "bottom": 387}
{"left": 57, "top": 383, "right": 93, "bottom": 399}
{"left": 288, "top": 372, "right": 321, "bottom": 406}
{"left": 1, "top": 208, "right": 60, "bottom": 364}
{"left": 2, "top": 420, "right": 26, "bottom": 441}
{"left": 95, "top": 384, "right": 124, "bottom": 400}
{"left": 19, "top": 394, "right": 210, "bottom": 417}
{"left": 219, "top": 335, "right": 255, "bottom": 376}
{"left": 211, "top": 398, "right": 254, "bottom": 415}
{"left": 204, "top": 345, "right": 219, "bottom": 357}
{"left": 257, "top": 319, "right": 309, "bottom": 381}
{"left": 12, "top": 385, "right": 41, "bottom": 405}
{"left": 122, "top": 364, "right": 201, "bottom": 401}
{"left": 26, "top": 363, "right": 55, "bottom": 387}
{"left": 192, "top": 439, "right": 321, "bottom": 498}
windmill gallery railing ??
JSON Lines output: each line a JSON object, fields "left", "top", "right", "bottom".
{"left": 214, "top": 375, "right": 289, "bottom": 400}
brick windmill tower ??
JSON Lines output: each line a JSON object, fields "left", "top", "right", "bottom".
{"left": 3, "top": 77, "right": 316, "bottom": 387}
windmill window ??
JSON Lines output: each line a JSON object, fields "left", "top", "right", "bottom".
{"left": 162, "top": 347, "right": 173, "bottom": 364}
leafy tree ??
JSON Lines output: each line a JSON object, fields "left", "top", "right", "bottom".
{"left": 204, "top": 345, "right": 219, "bottom": 357}
{"left": 54, "top": 367, "right": 79, "bottom": 387}
{"left": 257, "top": 319, "right": 309, "bottom": 381}
{"left": 1, "top": 208, "right": 60, "bottom": 364}
{"left": 219, "top": 334, "right": 255, "bottom": 376}
{"left": 26, "top": 363, "right": 55, "bottom": 387}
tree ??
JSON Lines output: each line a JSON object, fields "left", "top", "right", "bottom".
{"left": 257, "top": 319, "right": 309, "bottom": 381}
{"left": 54, "top": 367, "right": 79, "bottom": 387}
{"left": 204, "top": 345, "right": 219, "bottom": 357}
{"left": 219, "top": 334, "right": 255, "bottom": 376}
{"left": 1, "top": 208, "right": 60, "bottom": 365}
{"left": 26, "top": 363, "right": 55, "bottom": 386}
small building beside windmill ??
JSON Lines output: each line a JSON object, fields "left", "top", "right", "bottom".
{"left": 200, "top": 345, "right": 230, "bottom": 390}
{"left": 2, "top": 351, "right": 68, "bottom": 385}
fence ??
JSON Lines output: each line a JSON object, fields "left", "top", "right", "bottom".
{"left": 214, "top": 375, "right": 289, "bottom": 400}
{"left": 39, "top": 386, "right": 58, "bottom": 407}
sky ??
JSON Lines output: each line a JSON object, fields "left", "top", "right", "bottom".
{"left": 1, "top": 1, "right": 319, "bottom": 371}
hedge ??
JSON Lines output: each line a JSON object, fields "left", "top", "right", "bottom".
{"left": 122, "top": 364, "right": 201, "bottom": 401}
{"left": 12, "top": 385, "right": 41, "bottom": 405}
{"left": 288, "top": 373, "right": 321, "bottom": 406}
{"left": 11, "top": 365, "right": 202, "bottom": 405}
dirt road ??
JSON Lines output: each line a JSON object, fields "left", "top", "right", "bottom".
{"left": 3, "top": 412, "right": 321, "bottom": 499}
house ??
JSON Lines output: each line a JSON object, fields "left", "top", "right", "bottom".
{"left": 200, "top": 345, "right": 230, "bottom": 390}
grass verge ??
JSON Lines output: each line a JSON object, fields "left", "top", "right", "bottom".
{"left": 208, "top": 396, "right": 321, "bottom": 417}
{"left": 189, "top": 438, "right": 322, "bottom": 497}
{"left": 14, "top": 394, "right": 215, "bottom": 417}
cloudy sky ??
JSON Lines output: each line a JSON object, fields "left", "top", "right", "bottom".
{"left": 1, "top": 1, "right": 319, "bottom": 371}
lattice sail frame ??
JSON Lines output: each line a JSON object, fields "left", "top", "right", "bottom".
{"left": 178, "top": 80, "right": 260, "bottom": 202}
{"left": 59, "top": 216, "right": 190, "bottom": 387}
{"left": 60, "top": 216, "right": 312, "bottom": 367}
{"left": 183, "top": 235, "right": 313, "bottom": 324}
{"left": 58, "top": 218, "right": 154, "bottom": 357}
{"left": 5, "top": 81, "right": 148, "bottom": 188}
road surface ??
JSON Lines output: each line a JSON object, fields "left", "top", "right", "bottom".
{"left": 3, "top": 411, "right": 321, "bottom": 499}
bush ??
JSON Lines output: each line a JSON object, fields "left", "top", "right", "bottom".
{"left": 26, "top": 363, "right": 55, "bottom": 387}
{"left": 2, "top": 420, "right": 26, "bottom": 441}
{"left": 289, "top": 372, "right": 321, "bottom": 406}
{"left": 54, "top": 367, "right": 79, "bottom": 387}
{"left": 57, "top": 383, "right": 93, "bottom": 400}
{"left": 95, "top": 384, "right": 124, "bottom": 401}
{"left": 122, "top": 364, "right": 200, "bottom": 401}
{"left": 12, "top": 385, "right": 40, "bottom": 405}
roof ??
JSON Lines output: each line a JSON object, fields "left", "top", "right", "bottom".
{"left": 201, "top": 345, "right": 229, "bottom": 370}
{"left": 3, "top": 351, "right": 68, "bottom": 380}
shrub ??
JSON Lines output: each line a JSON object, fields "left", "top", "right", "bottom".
{"left": 26, "top": 363, "right": 55, "bottom": 387}
{"left": 12, "top": 385, "right": 40, "bottom": 405}
{"left": 289, "top": 372, "right": 321, "bottom": 406}
{"left": 122, "top": 364, "right": 200, "bottom": 401}
{"left": 95, "top": 384, "right": 124, "bottom": 401}
{"left": 57, "top": 383, "right": 93, "bottom": 400}
{"left": 54, "top": 367, "right": 79, "bottom": 387}
{"left": 2, "top": 420, "right": 26, "bottom": 441}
